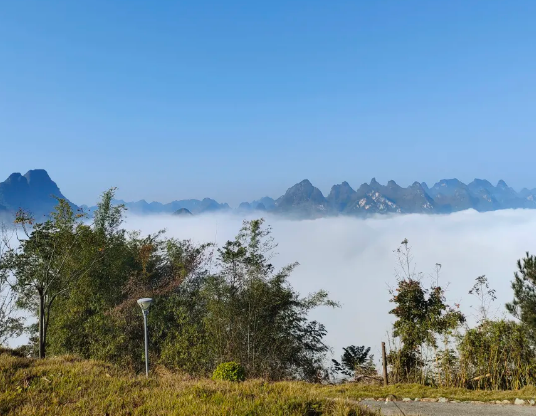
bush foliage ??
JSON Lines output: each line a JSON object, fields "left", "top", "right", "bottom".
{"left": 212, "top": 361, "right": 246, "bottom": 382}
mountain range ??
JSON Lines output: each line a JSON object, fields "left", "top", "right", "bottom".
{"left": 2, "top": 169, "right": 536, "bottom": 220}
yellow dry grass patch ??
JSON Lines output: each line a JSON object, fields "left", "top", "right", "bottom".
{"left": 3, "top": 352, "right": 535, "bottom": 415}
{"left": 321, "top": 383, "right": 536, "bottom": 402}
{"left": 0, "top": 353, "right": 374, "bottom": 416}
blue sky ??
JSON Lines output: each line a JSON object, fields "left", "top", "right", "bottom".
{"left": 1, "top": 1, "right": 535, "bottom": 206}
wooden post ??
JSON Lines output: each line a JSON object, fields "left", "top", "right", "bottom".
{"left": 382, "top": 342, "right": 388, "bottom": 386}
{"left": 38, "top": 291, "right": 45, "bottom": 359}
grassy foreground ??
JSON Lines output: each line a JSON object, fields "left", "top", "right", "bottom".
{"left": 2, "top": 352, "right": 536, "bottom": 415}
{"left": 0, "top": 353, "right": 373, "bottom": 416}
{"left": 325, "top": 383, "right": 536, "bottom": 402}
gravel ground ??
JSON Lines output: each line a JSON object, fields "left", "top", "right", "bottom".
{"left": 359, "top": 400, "right": 536, "bottom": 416}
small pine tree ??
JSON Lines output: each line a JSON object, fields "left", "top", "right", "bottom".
{"left": 506, "top": 253, "right": 536, "bottom": 341}
{"left": 332, "top": 345, "right": 374, "bottom": 379}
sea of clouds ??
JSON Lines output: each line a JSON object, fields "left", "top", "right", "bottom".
{"left": 7, "top": 209, "right": 536, "bottom": 367}
{"left": 122, "top": 209, "right": 536, "bottom": 364}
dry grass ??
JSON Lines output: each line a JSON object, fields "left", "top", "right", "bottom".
{"left": 2, "top": 351, "right": 535, "bottom": 415}
{"left": 320, "top": 382, "right": 536, "bottom": 402}
{"left": 0, "top": 352, "right": 374, "bottom": 416}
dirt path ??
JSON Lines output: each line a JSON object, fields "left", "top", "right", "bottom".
{"left": 359, "top": 399, "right": 535, "bottom": 416}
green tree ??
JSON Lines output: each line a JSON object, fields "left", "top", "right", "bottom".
{"left": 203, "top": 219, "right": 338, "bottom": 381}
{"left": 8, "top": 200, "right": 101, "bottom": 358}
{"left": 388, "top": 239, "right": 465, "bottom": 383}
{"left": 0, "top": 224, "right": 23, "bottom": 345}
{"left": 136, "top": 237, "right": 214, "bottom": 373}
{"left": 332, "top": 345, "right": 375, "bottom": 379}
{"left": 45, "top": 189, "right": 135, "bottom": 362}
{"left": 44, "top": 188, "right": 214, "bottom": 372}
{"left": 506, "top": 252, "right": 536, "bottom": 341}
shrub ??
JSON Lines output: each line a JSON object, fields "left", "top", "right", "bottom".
{"left": 0, "top": 346, "right": 27, "bottom": 358}
{"left": 212, "top": 361, "right": 246, "bottom": 382}
{"left": 458, "top": 320, "right": 536, "bottom": 390}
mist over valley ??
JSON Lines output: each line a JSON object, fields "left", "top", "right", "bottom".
{"left": 118, "top": 208, "right": 536, "bottom": 361}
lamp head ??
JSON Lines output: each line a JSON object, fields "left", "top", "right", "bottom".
{"left": 137, "top": 298, "right": 153, "bottom": 311}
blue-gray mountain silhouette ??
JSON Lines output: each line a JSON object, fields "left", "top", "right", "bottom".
{"left": 3, "top": 169, "right": 536, "bottom": 220}
{"left": 173, "top": 208, "right": 193, "bottom": 216}
{"left": 273, "top": 180, "right": 328, "bottom": 218}
{"left": 82, "top": 198, "right": 230, "bottom": 216}
{"left": 0, "top": 169, "right": 77, "bottom": 218}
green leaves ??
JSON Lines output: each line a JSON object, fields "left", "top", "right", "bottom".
{"left": 0, "top": 225, "right": 24, "bottom": 345}
{"left": 506, "top": 252, "right": 536, "bottom": 340}
{"left": 332, "top": 345, "right": 374, "bottom": 378}
{"left": 388, "top": 239, "right": 465, "bottom": 383}
{"left": 458, "top": 320, "right": 536, "bottom": 389}
{"left": 8, "top": 196, "right": 113, "bottom": 357}
{"left": 202, "top": 219, "right": 334, "bottom": 381}
{"left": 212, "top": 361, "right": 246, "bottom": 382}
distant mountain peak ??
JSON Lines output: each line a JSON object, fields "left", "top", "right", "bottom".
{"left": 239, "top": 196, "right": 276, "bottom": 212}
{"left": 6, "top": 172, "right": 24, "bottom": 183}
{"left": 437, "top": 178, "right": 463, "bottom": 187}
{"left": 410, "top": 182, "right": 429, "bottom": 195}
{"left": 275, "top": 179, "right": 327, "bottom": 217}
{"left": 471, "top": 178, "right": 493, "bottom": 187}
{"left": 357, "top": 182, "right": 371, "bottom": 192}
{"left": 24, "top": 169, "right": 53, "bottom": 183}
{"left": 497, "top": 179, "right": 509, "bottom": 189}
{"left": 370, "top": 178, "right": 380, "bottom": 187}
{"left": 333, "top": 181, "right": 355, "bottom": 191}
{"left": 0, "top": 169, "right": 74, "bottom": 217}
{"left": 282, "top": 180, "right": 318, "bottom": 196}
{"left": 173, "top": 208, "right": 193, "bottom": 216}
{"left": 327, "top": 181, "right": 356, "bottom": 212}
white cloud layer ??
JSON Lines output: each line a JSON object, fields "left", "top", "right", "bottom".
{"left": 8, "top": 210, "right": 536, "bottom": 367}
{"left": 122, "top": 209, "right": 536, "bottom": 364}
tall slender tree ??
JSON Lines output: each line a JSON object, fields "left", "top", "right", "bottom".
{"left": 204, "top": 219, "right": 338, "bottom": 380}
{"left": 389, "top": 239, "right": 465, "bottom": 382}
{"left": 8, "top": 200, "right": 101, "bottom": 358}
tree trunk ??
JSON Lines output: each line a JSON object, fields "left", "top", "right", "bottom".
{"left": 382, "top": 342, "right": 389, "bottom": 386}
{"left": 38, "top": 292, "right": 45, "bottom": 359}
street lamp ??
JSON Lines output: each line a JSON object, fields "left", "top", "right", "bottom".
{"left": 137, "top": 298, "right": 153, "bottom": 377}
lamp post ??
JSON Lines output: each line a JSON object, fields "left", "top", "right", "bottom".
{"left": 137, "top": 298, "right": 153, "bottom": 377}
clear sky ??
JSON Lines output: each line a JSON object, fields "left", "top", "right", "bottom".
{"left": 1, "top": 1, "right": 535, "bottom": 206}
